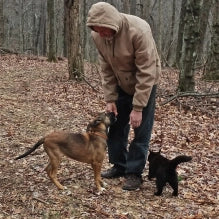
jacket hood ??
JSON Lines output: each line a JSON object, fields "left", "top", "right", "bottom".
{"left": 86, "top": 2, "right": 122, "bottom": 33}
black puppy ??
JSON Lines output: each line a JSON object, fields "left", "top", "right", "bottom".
{"left": 148, "top": 150, "right": 192, "bottom": 196}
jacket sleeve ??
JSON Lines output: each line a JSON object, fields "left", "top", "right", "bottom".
{"left": 98, "top": 53, "right": 118, "bottom": 103}
{"left": 132, "top": 30, "right": 158, "bottom": 111}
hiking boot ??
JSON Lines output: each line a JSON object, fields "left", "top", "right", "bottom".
{"left": 101, "top": 166, "right": 125, "bottom": 178}
{"left": 122, "top": 174, "right": 143, "bottom": 191}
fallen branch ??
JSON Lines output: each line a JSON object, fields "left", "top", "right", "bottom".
{"left": 82, "top": 76, "right": 99, "bottom": 93}
{"left": 32, "top": 197, "right": 49, "bottom": 205}
{"left": 161, "top": 92, "right": 219, "bottom": 105}
{"left": 0, "top": 47, "right": 19, "bottom": 54}
{"left": 1, "top": 210, "right": 10, "bottom": 216}
{"left": 83, "top": 203, "right": 111, "bottom": 217}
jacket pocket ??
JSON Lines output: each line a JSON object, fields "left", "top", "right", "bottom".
{"left": 117, "top": 71, "right": 136, "bottom": 95}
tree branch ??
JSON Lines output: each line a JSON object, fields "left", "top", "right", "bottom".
{"left": 160, "top": 92, "right": 219, "bottom": 105}
{"left": 82, "top": 76, "right": 99, "bottom": 93}
{"left": 0, "top": 47, "right": 19, "bottom": 54}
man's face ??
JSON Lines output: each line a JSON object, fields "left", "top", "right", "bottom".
{"left": 93, "top": 26, "right": 116, "bottom": 38}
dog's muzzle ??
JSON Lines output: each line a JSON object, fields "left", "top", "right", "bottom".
{"left": 107, "top": 112, "right": 117, "bottom": 125}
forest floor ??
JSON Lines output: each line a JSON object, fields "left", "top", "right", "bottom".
{"left": 0, "top": 55, "right": 218, "bottom": 219}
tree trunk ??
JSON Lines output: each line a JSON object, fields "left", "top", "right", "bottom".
{"left": 47, "top": 0, "right": 57, "bottom": 62}
{"left": 123, "top": 0, "right": 130, "bottom": 14}
{"left": 0, "top": 0, "right": 3, "bottom": 47}
{"left": 197, "top": 0, "right": 212, "bottom": 62}
{"left": 157, "top": 0, "right": 162, "bottom": 60}
{"left": 142, "top": 0, "right": 150, "bottom": 21}
{"left": 64, "top": 0, "right": 83, "bottom": 80}
{"left": 178, "top": 0, "right": 202, "bottom": 92}
{"left": 63, "top": 1, "right": 68, "bottom": 57}
{"left": 204, "top": 0, "right": 219, "bottom": 80}
{"left": 42, "top": 1, "right": 47, "bottom": 56}
{"left": 32, "top": 0, "right": 39, "bottom": 55}
{"left": 166, "top": 0, "right": 176, "bottom": 66}
{"left": 130, "top": 0, "right": 136, "bottom": 15}
{"left": 176, "top": 0, "right": 187, "bottom": 67}
{"left": 19, "top": 0, "right": 24, "bottom": 53}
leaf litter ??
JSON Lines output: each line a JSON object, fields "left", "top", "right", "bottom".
{"left": 0, "top": 55, "right": 218, "bottom": 219}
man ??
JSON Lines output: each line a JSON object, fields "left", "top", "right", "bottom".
{"left": 87, "top": 2, "right": 161, "bottom": 191}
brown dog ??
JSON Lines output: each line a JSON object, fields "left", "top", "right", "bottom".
{"left": 15, "top": 112, "right": 116, "bottom": 192}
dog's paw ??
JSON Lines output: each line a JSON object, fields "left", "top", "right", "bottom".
{"left": 96, "top": 187, "right": 106, "bottom": 195}
{"left": 102, "top": 181, "right": 108, "bottom": 188}
{"left": 101, "top": 187, "right": 106, "bottom": 192}
{"left": 61, "top": 187, "right": 72, "bottom": 196}
{"left": 57, "top": 185, "right": 65, "bottom": 190}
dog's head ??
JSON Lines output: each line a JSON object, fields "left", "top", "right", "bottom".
{"left": 86, "top": 112, "right": 117, "bottom": 132}
{"left": 106, "top": 112, "right": 117, "bottom": 125}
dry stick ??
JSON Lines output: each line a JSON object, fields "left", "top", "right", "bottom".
{"left": 70, "top": 69, "right": 99, "bottom": 92}
{"left": 82, "top": 63, "right": 101, "bottom": 92}
{"left": 83, "top": 204, "right": 110, "bottom": 217}
{"left": 2, "top": 210, "right": 10, "bottom": 216}
{"left": 0, "top": 47, "right": 19, "bottom": 54}
{"left": 33, "top": 197, "right": 49, "bottom": 205}
{"left": 82, "top": 76, "right": 99, "bottom": 92}
{"left": 161, "top": 92, "right": 219, "bottom": 106}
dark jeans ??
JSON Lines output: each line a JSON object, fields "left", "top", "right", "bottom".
{"left": 107, "top": 85, "right": 157, "bottom": 176}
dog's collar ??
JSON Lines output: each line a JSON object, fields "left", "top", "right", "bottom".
{"left": 88, "top": 131, "right": 108, "bottom": 140}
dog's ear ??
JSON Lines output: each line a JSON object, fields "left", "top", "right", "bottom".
{"left": 93, "top": 118, "right": 103, "bottom": 126}
{"left": 86, "top": 124, "right": 91, "bottom": 132}
{"left": 88, "top": 118, "right": 102, "bottom": 129}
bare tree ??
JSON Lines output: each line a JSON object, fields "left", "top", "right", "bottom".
{"left": 0, "top": 0, "right": 3, "bottom": 47}
{"left": 47, "top": 0, "right": 57, "bottom": 62}
{"left": 19, "top": 0, "right": 24, "bottom": 53}
{"left": 157, "top": 0, "right": 162, "bottom": 58}
{"left": 141, "top": 0, "right": 151, "bottom": 21}
{"left": 1, "top": 0, "right": 216, "bottom": 71}
{"left": 64, "top": 0, "right": 83, "bottom": 80}
{"left": 166, "top": 0, "right": 176, "bottom": 66}
{"left": 178, "top": 0, "right": 202, "bottom": 92}
{"left": 32, "top": 0, "right": 47, "bottom": 56}
{"left": 197, "top": 0, "right": 212, "bottom": 62}
{"left": 123, "top": 0, "right": 130, "bottom": 14}
{"left": 204, "top": 0, "right": 219, "bottom": 80}
{"left": 176, "top": 0, "right": 187, "bottom": 67}
{"left": 41, "top": 0, "right": 47, "bottom": 56}
{"left": 130, "top": 0, "right": 136, "bottom": 15}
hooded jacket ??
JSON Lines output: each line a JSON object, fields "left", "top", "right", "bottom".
{"left": 87, "top": 2, "right": 161, "bottom": 111}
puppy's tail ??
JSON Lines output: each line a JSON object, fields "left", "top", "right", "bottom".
{"left": 170, "top": 155, "right": 192, "bottom": 169}
{"left": 14, "top": 138, "right": 45, "bottom": 160}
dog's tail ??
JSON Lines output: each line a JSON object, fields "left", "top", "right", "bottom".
{"left": 170, "top": 155, "right": 192, "bottom": 169}
{"left": 14, "top": 138, "right": 45, "bottom": 160}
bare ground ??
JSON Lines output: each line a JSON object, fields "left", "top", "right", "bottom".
{"left": 0, "top": 55, "right": 218, "bottom": 219}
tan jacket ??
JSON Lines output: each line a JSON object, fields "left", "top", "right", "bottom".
{"left": 87, "top": 2, "right": 161, "bottom": 111}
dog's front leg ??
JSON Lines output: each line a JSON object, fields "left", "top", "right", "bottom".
{"left": 91, "top": 162, "right": 105, "bottom": 194}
